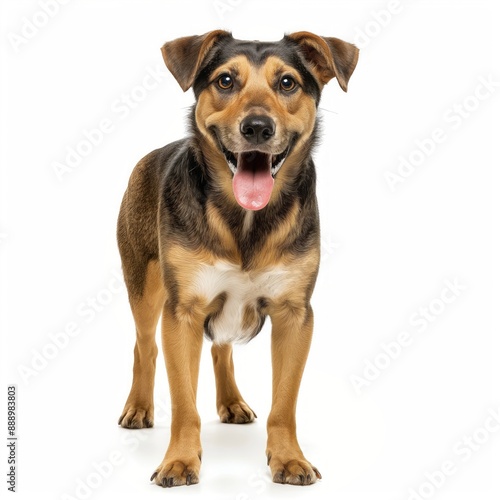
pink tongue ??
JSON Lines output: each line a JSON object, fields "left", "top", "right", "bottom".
{"left": 232, "top": 152, "right": 274, "bottom": 211}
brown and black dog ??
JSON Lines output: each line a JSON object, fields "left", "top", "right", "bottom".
{"left": 117, "top": 30, "right": 358, "bottom": 487}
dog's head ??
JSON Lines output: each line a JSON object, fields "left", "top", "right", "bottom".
{"left": 161, "top": 30, "right": 358, "bottom": 211}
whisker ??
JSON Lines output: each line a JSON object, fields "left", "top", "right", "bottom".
{"left": 319, "top": 107, "right": 339, "bottom": 115}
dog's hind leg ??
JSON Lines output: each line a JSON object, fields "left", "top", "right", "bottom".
{"left": 211, "top": 343, "right": 257, "bottom": 424}
{"left": 119, "top": 260, "right": 165, "bottom": 429}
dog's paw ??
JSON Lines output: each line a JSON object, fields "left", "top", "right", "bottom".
{"left": 218, "top": 401, "right": 257, "bottom": 424}
{"left": 150, "top": 455, "right": 201, "bottom": 487}
{"left": 118, "top": 405, "right": 154, "bottom": 429}
{"left": 267, "top": 454, "right": 321, "bottom": 486}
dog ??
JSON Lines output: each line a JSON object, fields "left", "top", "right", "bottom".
{"left": 117, "top": 30, "right": 358, "bottom": 487}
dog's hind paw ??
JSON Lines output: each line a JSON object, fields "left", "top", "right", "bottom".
{"left": 267, "top": 454, "right": 321, "bottom": 486}
{"left": 218, "top": 401, "right": 256, "bottom": 424}
{"left": 118, "top": 406, "right": 154, "bottom": 429}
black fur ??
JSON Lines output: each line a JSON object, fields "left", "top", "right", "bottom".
{"left": 193, "top": 36, "right": 321, "bottom": 103}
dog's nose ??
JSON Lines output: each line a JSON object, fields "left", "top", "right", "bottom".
{"left": 240, "top": 115, "right": 275, "bottom": 144}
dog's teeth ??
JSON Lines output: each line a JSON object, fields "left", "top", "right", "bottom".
{"left": 227, "top": 161, "right": 236, "bottom": 174}
{"left": 271, "top": 156, "right": 287, "bottom": 177}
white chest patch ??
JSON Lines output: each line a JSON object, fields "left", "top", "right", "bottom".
{"left": 192, "top": 261, "right": 289, "bottom": 344}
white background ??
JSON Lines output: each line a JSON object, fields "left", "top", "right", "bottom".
{"left": 0, "top": 1, "right": 498, "bottom": 499}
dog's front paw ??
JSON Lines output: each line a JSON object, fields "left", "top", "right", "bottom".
{"left": 150, "top": 454, "right": 201, "bottom": 487}
{"left": 267, "top": 453, "right": 321, "bottom": 486}
{"left": 118, "top": 404, "right": 154, "bottom": 429}
{"left": 218, "top": 401, "right": 257, "bottom": 424}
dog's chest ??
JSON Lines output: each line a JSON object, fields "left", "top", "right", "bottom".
{"left": 192, "top": 262, "right": 290, "bottom": 344}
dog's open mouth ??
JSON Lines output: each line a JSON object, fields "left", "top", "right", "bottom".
{"left": 221, "top": 146, "right": 289, "bottom": 211}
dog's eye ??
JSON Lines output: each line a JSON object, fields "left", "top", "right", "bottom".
{"left": 280, "top": 76, "right": 297, "bottom": 92}
{"left": 217, "top": 74, "right": 234, "bottom": 90}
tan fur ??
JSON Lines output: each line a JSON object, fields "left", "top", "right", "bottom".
{"left": 205, "top": 200, "right": 240, "bottom": 263}
{"left": 211, "top": 343, "right": 257, "bottom": 423}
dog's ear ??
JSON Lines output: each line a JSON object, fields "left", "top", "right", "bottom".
{"left": 287, "top": 31, "right": 359, "bottom": 92}
{"left": 161, "top": 30, "right": 231, "bottom": 92}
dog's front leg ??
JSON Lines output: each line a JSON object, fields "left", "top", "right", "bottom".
{"left": 150, "top": 302, "right": 204, "bottom": 487}
{"left": 266, "top": 303, "right": 321, "bottom": 485}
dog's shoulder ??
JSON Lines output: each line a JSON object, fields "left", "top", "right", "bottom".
{"left": 135, "top": 138, "right": 190, "bottom": 179}
{"left": 126, "top": 138, "right": 203, "bottom": 198}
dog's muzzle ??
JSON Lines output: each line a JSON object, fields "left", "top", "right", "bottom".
{"left": 212, "top": 116, "right": 290, "bottom": 211}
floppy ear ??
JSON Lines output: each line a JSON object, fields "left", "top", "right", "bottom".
{"left": 287, "top": 31, "right": 359, "bottom": 92}
{"left": 161, "top": 30, "right": 232, "bottom": 92}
